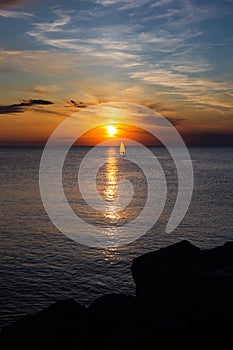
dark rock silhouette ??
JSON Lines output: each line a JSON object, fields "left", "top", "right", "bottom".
{"left": 1, "top": 240, "right": 233, "bottom": 349}
{"left": 0, "top": 299, "right": 87, "bottom": 350}
{"left": 131, "top": 240, "right": 200, "bottom": 300}
{"left": 131, "top": 240, "right": 233, "bottom": 347}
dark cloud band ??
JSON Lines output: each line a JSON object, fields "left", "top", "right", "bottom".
{"left": 0, "top": 99, "right": 53, "bottom": 114}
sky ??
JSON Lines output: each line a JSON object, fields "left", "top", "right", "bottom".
{"left": 0, "top": 0, "right": 232, "bottom": 145}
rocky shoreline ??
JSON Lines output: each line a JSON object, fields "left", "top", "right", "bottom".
{"left": 1, "top": 240, "right": 233, "bottom": 349}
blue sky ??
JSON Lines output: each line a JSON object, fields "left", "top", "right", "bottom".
{"left": 0, "top": 0, "right": 233, "bottom": 145}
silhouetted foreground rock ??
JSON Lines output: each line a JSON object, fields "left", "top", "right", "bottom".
{"left": 1, "top": 240, "right": 233, "bottom": 349}
{"left": 0, "top": 299, "right": 87, "bottom": 350}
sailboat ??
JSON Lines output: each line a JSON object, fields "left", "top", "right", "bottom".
{"left": 119, "top": 141, "right": 126, "bottom": 156}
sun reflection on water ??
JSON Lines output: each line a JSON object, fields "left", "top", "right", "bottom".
{"left": 103, "top": 148, "right": 122, "bottom": 224}
{"left": 103, "top": 151, "right": 118, "bottom": 202}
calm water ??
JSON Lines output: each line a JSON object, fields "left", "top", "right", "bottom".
{"left": 0, "top": 147, "right": 233, "bottom": 329}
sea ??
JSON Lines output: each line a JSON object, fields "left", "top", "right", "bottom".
{"left": 0, "top": 146, "right": 233, "bottom": 329}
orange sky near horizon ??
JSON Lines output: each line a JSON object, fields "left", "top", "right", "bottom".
{"left": 0, "top": 105, "right": 233, "bottom": 147}
{"left": 75, "top": 124, "right": 162, "bottom": 146}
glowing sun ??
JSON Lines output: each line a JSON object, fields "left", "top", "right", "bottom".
{"left": 107, "top": 125, "right": 117, "bottom": 137}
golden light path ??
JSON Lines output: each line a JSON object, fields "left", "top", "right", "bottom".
{"left": 106, "top": 125, "right": 117, "bottom": 137}
{"left": 104, "top": 151, "right": 120, "bottom": 222}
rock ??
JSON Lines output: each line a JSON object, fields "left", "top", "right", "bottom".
{"left": 131, "top": 240, "right": 233, "bottom": 346}
{"left": 88, "top": 293, "right": 136, "bottom": 319}
{"left": 131, "top": 240, "right": 233, "bottom": 306}
{"left": 88, "top": 294, "right": 139, "bottom": 349}
{"left": 0, "top": 299, "right": 87, "bottom": 350}
{"left": 131, "top": 240, "right": 200, "bottom": 300}
{"left": 87, "top": 293, "right": 186, "bottom": 348}
{"left": 2, "top": 240, "right": 233, "bottom": 349}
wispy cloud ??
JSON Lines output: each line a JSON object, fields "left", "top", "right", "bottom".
{"left": 138, "top": 30, "right": 197, "bottom": 53}
{"left": 32, "top": 10, "right": 71, "bottom": 33}
{"left": 16, "top": 2, "right": 231, "bottom": 115}
{"left": 24, "top": 2, "right": 211, "bottom": 75}
{"left": 171, "top": 65, "right": 211, "bottom": 74}
{"left": 93, "top": 50, "right": 139, "bottom": 62}
{"left": 131, "top": 69, "right": 183, "bottom": 86}
{"left": 27, "top": 13, "right": 142, "bottom": 66}
{"left": 118, "top": 0, "right": 156, "bottom": 10}
{"left": 27, "top": 85, "right": 60, "bottom": 95}
{"left": 0, "top": 49, "right": 84, "bottom": 74}
{"left": 151, "top": 0, "right": 175, "bottom": 8}
{"left": 161, "top": 57, "right": 212, "bottom": 74}
{"left": 130, "top": 68, "right": 233, "bottom": 110}
{"left": 27, "top": 33, "right": 92, "bottom": 52}
{"left": 139, "top": 32, "right": 179, "bottom": 44}
{"left": 131, "top": 69, "right": 232, "bottom": 93}
{"left": 26, "top": 7, "right": 201, "bottom": 70}
{"left": 94, "top": 0, "right": 119, "bottom": 5}
{"left": 93, "top": 0, "right": 169, "bottom": 10}
{"left": 0, "top": 8, "right": 33, "bottom": 18}
{"left": 143, "top": 0, "right": 216, "bottom": 24}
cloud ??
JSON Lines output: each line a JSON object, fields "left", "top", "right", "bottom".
{"left": 146, "top": 102, "right": 184, "bottom": 126}
{"left": 32, "top": 10, "right": 71, "bottom": 33}
{"left": 24, "top": 6, "right": 204, "bottom": 72}
{"left": 28, "top": 85, "right": 60, "bottom": 95}
{"left": 27, "top": 10, "right": 80, "bottom": 49}
{"left": 94, "top": 0, "right": 118, "bottom": 5}
{"left": 94, "top": 0, "right": 166, "bottom": 10}
{"left": 27, "top": 31, "right": 93, "bottom": 52}
{"left": 0, "top": 49, "right": 84, "bottom": 75}
{"left": 151, "top": 0, "right": 175, "bottom": 7}
{"left": 144, "top": 0, "right": 216, "bottom": 25}
{"left": 0, "top": 105, "right": 23, "bottom": 114}
{"left": 171, "top": 64, "right": 211, "bottom": 74}
{"left": 165, "top": 117, "right": 185, "bottom": 126}
{"left": 130, "top": 66, "right": 233, "bottom": 111}
{"left": 12, "top": 99, "right": 54, "bottom": 106}
{"left": 65, "top": 100, "right": 87, "bottom": 108}
{"left": 139, "top": 32, "right": 179, "bottom": 44}
{"left": 130, "top": 68, "right": 232, "bottom": 91}
{"left": 130, "top": 69, "right": 190, "bottom": 87}
{"left": 0, "top": 9, "right": 33, "bottom": 18}
{"left": 27, "top": 15, "right": 141, "bottom": 66}
{"left": 138, "top": 30, "right": 191, "bottom": 53}
{"left": 0, "top": 99, "right": 54, "bottom": 114}
{"left": 118, "top": 0, "right": 155, "bottom": 10}
{"left": 82, "top": 37, "right": 141, "bottom": 52}
{"left": 93, "top": 50, "right": 139, "bottom": 62}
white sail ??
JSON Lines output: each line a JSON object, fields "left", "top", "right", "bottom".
{"left": 119, "top": 141, "right": 126, "bottom": 156}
